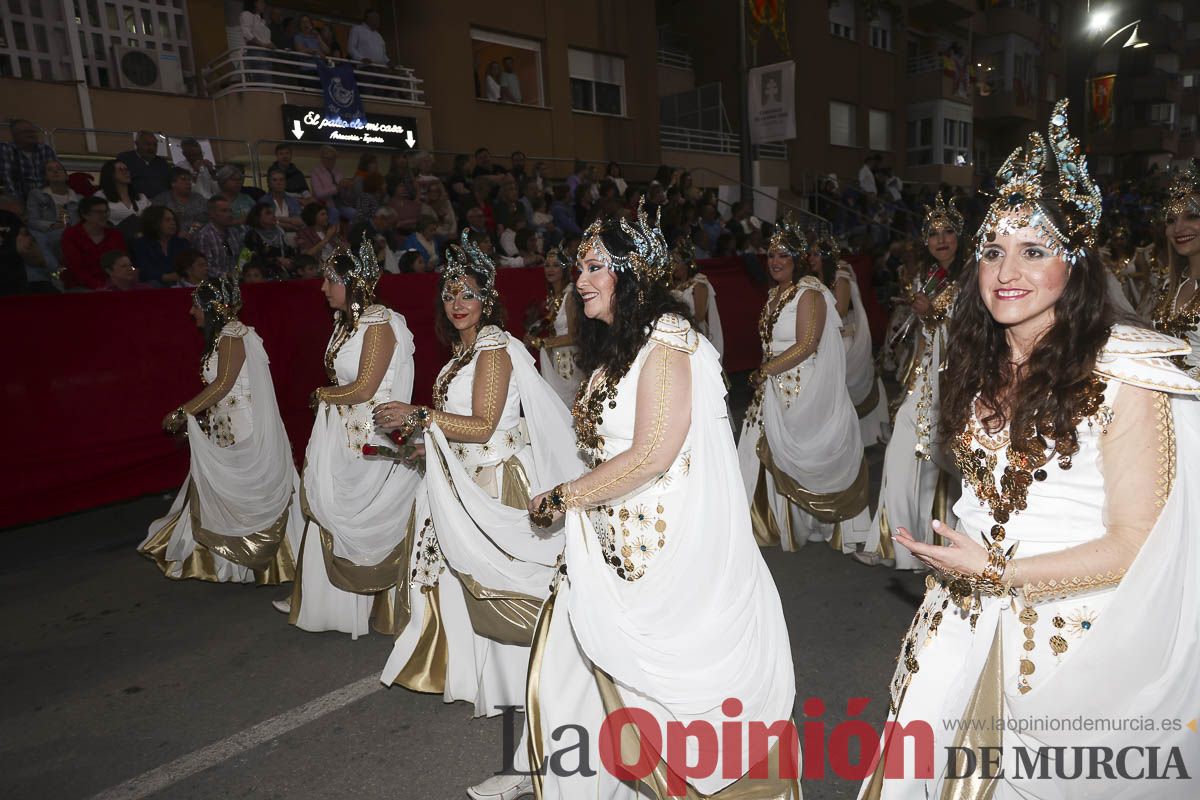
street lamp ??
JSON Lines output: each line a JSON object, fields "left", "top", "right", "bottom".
{"left": 1103, "top": 21, "right": 1148, "bottom": 49}
{"left": 1088, "top": 7, "right": 1115, "bottom": 33}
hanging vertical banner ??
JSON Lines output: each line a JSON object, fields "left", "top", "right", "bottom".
{"left": 748, "top": 61, "right": 796, "bottom": 144}
{"left": 316, "top": 59, "right": 366, "bottom": 124}
{"left": 1089, "top": 73, "right": 1116, "bottom": 130}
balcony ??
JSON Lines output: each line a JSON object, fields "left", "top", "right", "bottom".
{"left": 980, "top": 6, "right": 1044, "bottom": 45}
{"left": 657, "top": 26, "right": 694, "bottom": 70}
{"left": 1095, "top": 125, "right": 1181, "bottom": 155}
{"left": 976, "top": 88, "right": 1037, "bottom": 122}
{"left": 906, "top": 55, "right": 973, "bottom": 103}
{"left": 908, "top": 0, "right": 977, "bottom": 26}
{"left": 201, "top": 49, "right": 425, "bottom": 106}
{"left": 658, "top": 126, "right": 786, "bottom": 160}
{"left": 1116, "top": 71, "right": 1183, "bottom": 105}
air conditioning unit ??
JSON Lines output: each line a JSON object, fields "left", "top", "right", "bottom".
{"left": 114, "top": 46, "right": 185, "bottom": 94}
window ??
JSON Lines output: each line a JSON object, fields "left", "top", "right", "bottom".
{"left": 907, "top": 117, "right": 933, "bottom": 166}
{"left": 1184, "top": 74, "right": 1196, "bottom": 89}
{"left": 830, "top": 101, "right": 857, "bottom": 147}
{"left": 869, "top": 10, "right": 892, "bottom": 52}
{"left": 943, "top": 118, "right": 971, "bottom": 166}
{"left": 908, "top": 100, "right": 971, "bottom": 167}
{"left": 472, "top": 29, "right": 544, "bottom": 106}
{"left": 829, "top": 0, "right": 855, "bottom": 41}
{"left": 1150, "top": 103, "right": 1176, "bottom": 127}
{"left": 569, "top": 48, "right": 626, "bottom": 116}
{"left": 869, "top": 109, "right": 892, "bottom": 150}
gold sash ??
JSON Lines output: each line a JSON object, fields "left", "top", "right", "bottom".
{"left": 757, "top": 437, "right": 870, "bottom": 523}
{"left": 299, "top": 480, "right": 408, "bottom": 594}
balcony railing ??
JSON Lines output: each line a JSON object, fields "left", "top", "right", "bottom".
{"left": 659, "top": 126, "right": 786, "bottom": 160}
{"left": 657, "top": 48, "right": 694, "bottom": 69}
{"left": 201, "top": 48, "right": 425, "bottom": 106}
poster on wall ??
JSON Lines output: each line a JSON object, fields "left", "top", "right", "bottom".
{"left": 748, "top": 61, "right": 796, "bottom": 144}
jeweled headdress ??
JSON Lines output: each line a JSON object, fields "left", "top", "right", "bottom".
{"left": 322, "top": 232, "right": 382, "bottom": 305}
{"left": 921, "top": 191, "right": 964, "bottom": 242}
{"left": 549, "top": 240, "right": 576, "bottom": 271}
{"left": 192, "top": 271, "right": 242, "bottom": 325}
{"left": 975, "top": 98, "right": 1102, "bottom": 265}
{"left": 441, "top": 228, "right": 498, "bottom": 313}
{"left": 813, "top": 222, "right": 842, "bottom": 263}
{"left": 673, "top": 235, "right": 697, "bottom": 275}
{"left": 1165, "top": 159, "right": 1200, "bottom": 218}
{"left": 766, "top": 214, "right": 808, "bottom": 258}
{"left": 577, "top": 197, "right": 669, "bottom": 284}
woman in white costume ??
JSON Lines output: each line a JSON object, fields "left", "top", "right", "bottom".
{"left": 1153, "top": 160, "right": 1200, "bottom": 380}
{"left": 737, "top": 217, "right": 871, "bottom": 553}
{"left": 525, "top": 242, "right": 582, "bottom": 407}
{"left": 279, "top": 237, "right": 421, "bottom": 638}
{"left": 1098, "top": 222, "right": 1145, "bottom": 316}
{"left": 860, "top": 99, "right": 1200, "bottom": 799}
{"left": 670, "top": 237, "right": 724, "bottom": 360}
{"left": 141, "top": 274, "right": 301, "bottom": 584}
{"left": 810, "top": 226, "right": 889, "bottom": 445}
{"left": 525, "top": 204, "right": 797, "bottom": 799}
{"left": 854, "top": 195, "right": 964, "bottom": 570}
{"left": 373, "top": 231, "right": 584, "bottom": 800}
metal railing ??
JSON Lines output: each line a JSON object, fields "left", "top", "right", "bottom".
{"left": 200, "top": 48, "right": 426, "bottom": 106}
{"left": 906, "top": 54, "right": 944, "bottom": 76}
{"left": 48, "top": 127, "right": 254, "bottom": 169}
{"left": 661, "top": 126, "right": 788, "bottom": 160}
{"left": 660, "top": 125, "right": 740, "bottom": 155}
{"left": 657, "top": 49, "right": 694, "bottom": 69}
{"left": 687, "top": 166, "right": 828, "bottom": 227}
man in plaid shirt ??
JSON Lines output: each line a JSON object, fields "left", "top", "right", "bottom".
{"left": 0, "top": 119, "right": 57, "bottom": 202}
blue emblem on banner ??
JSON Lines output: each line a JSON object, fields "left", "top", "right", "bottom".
{"left": 317, "top": 60, "right": 366, "bottom": 124}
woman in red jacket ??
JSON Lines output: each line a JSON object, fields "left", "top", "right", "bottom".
{"left": 61, "top": 196, "right": 126, "bottom": 290}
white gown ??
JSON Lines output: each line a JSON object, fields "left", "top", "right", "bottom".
{"left": 140, "top": 321, "right": 302, "bottom": 584}
{"left": 289, "top": 305, "right": 421, "bottom": 638}
{"left": 863, "top": 282, "right": 961, "bottom": 570}
{"left": 529, "top": 314, "right": 797, "bottom": 798}
{"left": 738, "top": 277, "right": 872, "bottom": 552}
{"left": 538, "top": 285, "right": 582, "bottom": 407}
{"left": 381, "top": 326, "right": 582, "bottom": 737}
{"left": 1156, "top": 280, "right": 1200, "bottom": 380}
{"left": 673, "top": 273, "right": 724, "bottom": 361}
{"left": 836, "top": 262, "right": 889, "bottom": 446}
{"left": 860, "top": 325, "right": 1200, "bottom": 799}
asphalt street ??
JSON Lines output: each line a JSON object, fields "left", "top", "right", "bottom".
{"left": 1, "top": 382, "right": 925, "bottom": 800}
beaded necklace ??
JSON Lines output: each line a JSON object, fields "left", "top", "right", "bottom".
{"left": 953, "top": 376, "right": 1107, "bottom": 544}
{"left": 431, "top": 337, "right": 479, "bottom": 412}
{"left": 1153, "top": 278, "right": 1200, "bottom": 343}
{"left": 749, "top": 282, "right": 801, "bottom": 413}
{"left": 544, "top": 283, "right": 568, "bottom": 328}
{"left": 324, "top": 320, "right": 353, "bottom": 384}
{"left": 572, "top": 369, "right": 621, "bottom": 463}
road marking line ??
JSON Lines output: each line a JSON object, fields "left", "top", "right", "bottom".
{"left": 86, "top": 675, "right": 383, "bottom": 800}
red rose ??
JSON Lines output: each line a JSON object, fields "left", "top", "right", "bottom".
{"left": 362, "top": 443, "right": 379, "bottom": 456}
{"left": 389, "top": 430, "right": 405, "bottom": 444}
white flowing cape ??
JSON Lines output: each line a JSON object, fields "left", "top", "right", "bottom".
{"left": 423, "top": 338, "right": 585, "bottom": 597}
{"left": 303, "top": 314, "right": 421, "bottom": 565}
{"left": 178, "top": 327, "right": 300, "bottom": 560}
{"left": 562, "top": 335, "right": 795, "bottom": 790}
{"left": 761, "top": 285, "right": 865, "bottom": 494}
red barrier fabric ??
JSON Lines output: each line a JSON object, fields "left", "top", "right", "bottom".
{"left": 844, "top": 254, "right": 887, "bottom": 347}
{"left": 1, "top": 258, "right": 772, "bottom": 529}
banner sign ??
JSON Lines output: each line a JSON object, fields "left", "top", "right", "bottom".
{"left": 316, "top": 60, "right": 366, "bottom": 123}
{"left": 748, "top": 61, "right": 796, "bottom": 144}
{"left": 281, "top": 104, "right": 418, "bottom": 150}
{"left": 1089, "top": 74, "right": 1116, "bottom": 131}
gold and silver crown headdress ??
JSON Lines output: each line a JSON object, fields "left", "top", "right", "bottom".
{"left": 673, "top": 235, "right": 696, "bottom": 274}
{"left": 578, "top": 198, "right": 670, "bottom": 284}
{"left": 1165, "top": 159, "right": 1200, "bottom": 218}
{"left": 976, "top": 98, "right": 1102, "bottom": 266}
{"left": 192, "top": 271, "right": 242, "bottom": 325}
{"left": 442, "top": 228, "right": 498, "bottom": 313}
{"left": 322, "top": 232, "right": 382, "bottom": 305}
{"left": 813, "top": 222, "right": 842, "bottom": 262}
{"left": 766, "top": 214, "right": 808, "bottom": 258}
{"left": 921, "top": 191, "right": 964, "bottom": 242}
{"left": 549, "top": 240, "right": 576, "bottom": 271}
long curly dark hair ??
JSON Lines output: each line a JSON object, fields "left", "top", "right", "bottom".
{"left": 575, "top": 222, "right": 690, "bottom": 381}
{"left": 939, "top": 198, "right": 1114, "bottom": 458}
{"left": 434, "top": 266, "right": 507, "bottom": 347}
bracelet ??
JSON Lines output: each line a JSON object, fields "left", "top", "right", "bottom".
{"left": 164, "top": 406, "right": 188, "bottom": 434}
{"left": 530, "top": 482, "right": 573, "bottom": 528}
{"left": 530, "top": 336, "right": 545, "bottom": 350}
{"left": 944, "top": 531, "right": 1018, "bottom": 605}
{"left": 394, "top": 406, "right": 432, "bottom": 441}
{"left": 309, "top": 389, "right": 324, "bottom": 412}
